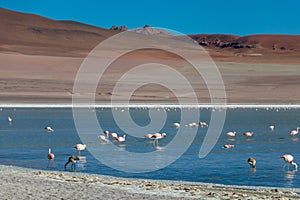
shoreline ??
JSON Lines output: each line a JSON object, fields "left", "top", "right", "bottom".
{"left": 1, "top": 103, "right": 300, "bottom": 108}
{"left": 0, "top": 165, "right": 299, "bottom": 199}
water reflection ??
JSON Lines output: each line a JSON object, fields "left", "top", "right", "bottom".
{"left": 284, "top": 170, "right": 297, "bottom": 187}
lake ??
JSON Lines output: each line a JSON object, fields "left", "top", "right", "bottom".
{"left": 0, "top": 106, "right": 299, "bottom": 188}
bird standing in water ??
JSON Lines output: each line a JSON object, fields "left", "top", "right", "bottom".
{"left": 248, "top": 157, "right": 256, "bottom": 168}
{"left": 73, "top": 144, "right": 86, "bottom": 156}
{"left": 45, "top": 126, "right": 54, "bottom": 133}
{"left": 64, "top": 155, "right": 80, "bottom": 171}
{"left": 47, "top": 148, "right": 55, "bottom": 167}
{"left": 280, "top": 154, "right": 298, "bottom": 170}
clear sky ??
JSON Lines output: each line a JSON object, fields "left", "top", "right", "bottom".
{"left": 1, "top": 0, "right": 299, "bottom": 36}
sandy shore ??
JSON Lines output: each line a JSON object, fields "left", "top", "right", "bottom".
{"left": 0, "top": 165, "right": 299, "bottom": 200}
{"left": 1, "top": 52, "right": 300, "bottom": 104}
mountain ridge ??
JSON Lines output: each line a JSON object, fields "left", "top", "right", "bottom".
{"left": 1, "top": 7, "right": 300, "bottom": 63}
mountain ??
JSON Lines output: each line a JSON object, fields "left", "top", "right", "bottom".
{"left": 189, "top": 34, "right": 300, "bottom": 63}
{"left": 1, "top": 7, "right": 300, "bottom": 63}
{"left": 132, "top": 25, "right": 173, "bottom": 36}
{"left": 0, "top": 7, "right": 117, "bottom": 57}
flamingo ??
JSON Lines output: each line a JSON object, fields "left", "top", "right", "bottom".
{"left": 199, "top": 121, "right": 208, "bottom": 127}
{"left": 223, "top": 144, "right": 234, "bottom": 148}
{"left": 98, "top": 130, "right": 110, "bottom": 143}
{"left": 110, "top": 132, "right": 118, "bottom": 138}
{"left": 243, "top": 131, "right": 254, "bottom": 138}
{"left": 7, "top": 116, "right": 12, "bottom": 123}
{"left": 47, "top": 148, "right": 55, "bottom": 167}
{"left": 280, "top": 154, "right": 298, "bottom": 170}
{"left": 73, "top": 144, "right": 86, "bottom": 156}
{"left": 64, "top": 155, "right": 80, "bottom": 171}
{"left": 173, "top": 123, "right": 180, "bottom": 128}
{"left": 47, "top": 148, "right": 55, "bottom": 160}
{"left": 144, "top": 133, "right": 154, "bottom": 139}
{"left": 247, "top": 157, "right": 256, "bottom": 168}
{"left": 116, "top": 134, "right": 126, "bottom": 143}
{"left": 103, "top": 130, "right": 109, "bottom": 137}
{"left": 187, "top": 123, "right": 198, "bottom": 127}
{"left": 151, "top": 133, "right": 166, "bottom": 146}
{"left": 45, "top": 126, "right": 54, "bottom": 132}
{"left": 290, "top": 127, "right": 299, "bottom": 136}
{"left": 98, "top": 135, "right": 109, "bottom": 143}
{"left": 226, "top": 131, "right": 236, "bottom": 137}
{"left": 269, "top": 125, "right": 275, "bottom": 131}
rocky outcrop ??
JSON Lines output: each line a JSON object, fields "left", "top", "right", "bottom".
{"left": 190, "top": 34, "right": 257, "bottom": 50}
{"left": 110, "top": 25, "right": 128, "bottom": 31}
{"left": 132, "top": 25, "right": 173, "bottom": 36}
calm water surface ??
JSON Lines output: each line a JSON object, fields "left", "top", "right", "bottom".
{"left": 0, "top": 107, "right": 299, "bottom": 188}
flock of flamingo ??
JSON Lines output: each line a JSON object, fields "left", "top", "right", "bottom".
{"left": 43, "top": 125, "right": 86, "bottom": 170}
{"left": 224, "top": 124, "right": 298, "bottom": 170}
{"left": 96, "top": 120, "right": 298, "bottom": 171}
{"left": 5, "top": 113, "right": 298, "bottom": 171}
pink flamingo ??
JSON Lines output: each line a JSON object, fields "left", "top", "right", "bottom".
{"left": 110, "top": 132, "right": 118, "bottom": 139}
{"left": 226, "top": 131, "right": 236, "bottom": 137}
{"left": 243, "top": 131, "right": 254, "bottom": 138}
{"left": 151, "top": 133, "right": 166, "bottom": 145}
{"left": 74, "top": 144, "right": 86, "bottom": 156}
{"left": 47, "top": 148, "right": 55, "bottom": 160}
{"left": 223, "top": 144, "right": 234, "bottom": 149}
{"left": 290, "top": 127, "right": 299, "bottom": 136}
{"left": 47, "top": 148, "right": 55, "bottom": 167}
{"left": 280, "top": 154, "right": 298, "bottom": 170}
{"left": 144, "top": 133, "right": 154, "bottom": 139}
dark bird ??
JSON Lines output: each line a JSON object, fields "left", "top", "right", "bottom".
{"left": 64, "top": 155, "right": 80, "bottom": 171}
{"left": 248, "top": 157, "right": 256, "bottom": 168}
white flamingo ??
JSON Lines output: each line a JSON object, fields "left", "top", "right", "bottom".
{"left": 7, "top": 116, "right": 12, "bottom": 123}
{"left": 187, "top": 123, "right": 198, "bottom": 127}
{"left": 280, "top": 154, "right": 298, "bottom": 170}
{"left": 173, "top": 123, "right": 180, "bottom": 128}
{"left": 199, "top": 121, "right": 208, "bottom": 127}
{"left": 226, "top": 131, "right": 236, "bottom": 137}
{"left": 45, "top": 126, "right": 54, "bottom": 132}
{"left": 74, "top": 144, "right": 86, "bottom": 156}
{"left": 116, "top": 134, "right": 126, "bottom": 143}
{"left": 98, "top": 135, "right": 109, "bottom": 143}
{"left": 290, "top": 127, "right": 299, "bottom": 136}
{"left": 98, "top": 130, "right": 109, "bottom": 143}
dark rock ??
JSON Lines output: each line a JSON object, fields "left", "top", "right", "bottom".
{"left": 109, "top": 25, "right": 128, "bottom": 31}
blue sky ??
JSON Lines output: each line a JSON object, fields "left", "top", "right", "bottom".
{"left": 1, "top": 0, "right": 299, "bottom": 36}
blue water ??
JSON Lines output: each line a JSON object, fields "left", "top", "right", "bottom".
{"left": 0, "top": 107, "right": 299, "bottom": 188}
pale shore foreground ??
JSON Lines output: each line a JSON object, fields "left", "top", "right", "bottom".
{"left": 0, "top": 165, "right": 299, "bottom": 200}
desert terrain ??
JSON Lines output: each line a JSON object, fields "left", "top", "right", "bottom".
{"left": 1, "top": 7, "right": 300, "bottom": 104}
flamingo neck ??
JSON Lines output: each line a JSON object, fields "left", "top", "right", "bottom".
{"left": 292, "top": 162, "right": 298, "bottom": 169}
